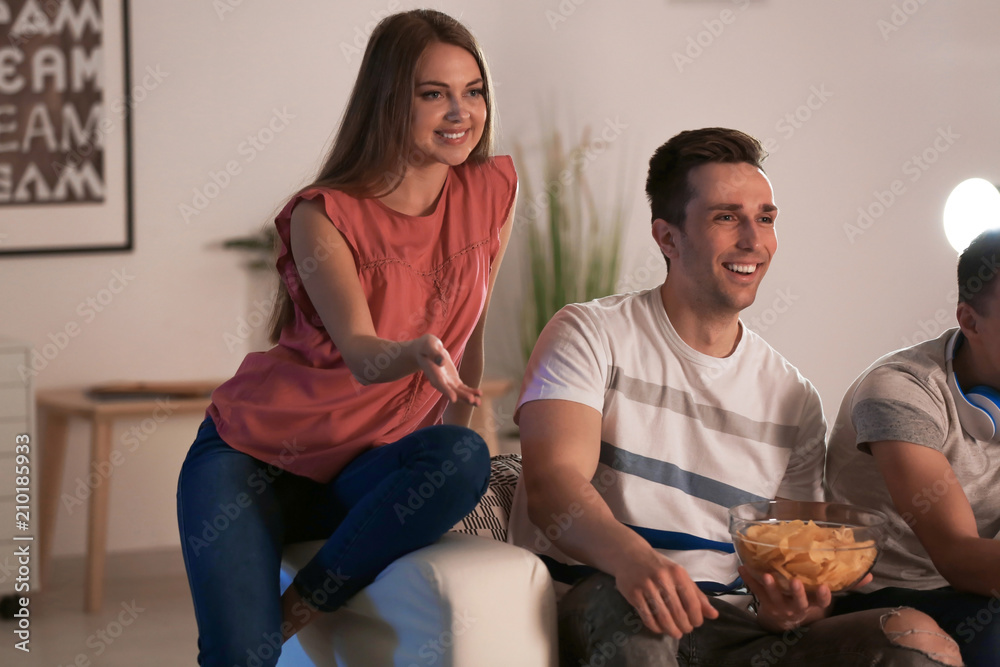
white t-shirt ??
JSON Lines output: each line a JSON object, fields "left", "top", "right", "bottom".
{"left": 508, "top": 288, "right": 827, "bottom": 592}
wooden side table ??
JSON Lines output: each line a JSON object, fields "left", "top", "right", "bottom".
{"left": 37, "top": 383, "right": 217, "bottom": 613}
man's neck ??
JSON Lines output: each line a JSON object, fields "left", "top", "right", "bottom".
{"left": 954, "top": 337, "right": 995, "bottom": 391}
{"left": 658, "top": 283, "right": 742, "bottom": 358}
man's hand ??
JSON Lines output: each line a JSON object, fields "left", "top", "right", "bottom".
{"left": 614, "top": 549, "right": 719, "bottom": 638}
{"left": 740, "top": 566, "right": 873, "bottom": 631}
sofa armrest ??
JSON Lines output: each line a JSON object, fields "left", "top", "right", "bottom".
{"left": 281, "top": 533, "right": 558, "bottom": 667}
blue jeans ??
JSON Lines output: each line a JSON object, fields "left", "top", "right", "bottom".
{"left": 559, "top": 572, "right": 949, "bottom": 667}
{"left": 832, "top": 586, "right": 1000, "bottom": 667}
{"left": 176, "top": 416, "right": 490, "bottom": 667}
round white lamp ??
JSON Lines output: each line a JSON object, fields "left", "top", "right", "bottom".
{"left": 943, "top": 178, "right": 1000, "bottom": 252}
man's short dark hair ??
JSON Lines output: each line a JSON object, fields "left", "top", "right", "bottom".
{"left": 958, "top": 228, "right": 1000, "bottom": 313}
{"left": 645, "top": 128, "right": 766, "bottom": 230}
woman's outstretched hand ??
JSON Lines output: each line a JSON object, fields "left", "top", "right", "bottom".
{"left": 413, "top": 334, "right": 482, "bottom": 406}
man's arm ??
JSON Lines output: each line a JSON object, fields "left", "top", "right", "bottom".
{"left": 870, "top": 439, "right": 1000, "bottom": 595}
{"left": 519, "top": 398, "right": 717, "bottom": 638}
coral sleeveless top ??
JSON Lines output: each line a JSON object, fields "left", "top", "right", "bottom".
{"left": 207, "top": 156, "right": 516, "bottom": 482}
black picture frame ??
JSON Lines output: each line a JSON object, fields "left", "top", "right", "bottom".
{"left": 0, "top": 0, "right": 134, "bottom": 256}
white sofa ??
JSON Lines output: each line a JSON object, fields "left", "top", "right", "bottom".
{"left": 277, "top": 456, "right": 558, "bottom": 667}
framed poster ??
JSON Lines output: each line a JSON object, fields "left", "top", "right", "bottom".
{"left": 0, "top": 0, "right": 133, "bottom": 255}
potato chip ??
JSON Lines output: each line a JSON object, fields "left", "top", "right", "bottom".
{"left": 733, "top": 519, "right": 877, "bottom": 592}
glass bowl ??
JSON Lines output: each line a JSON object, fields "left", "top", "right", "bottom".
{"left": 728, "top": 500, "right": 887, "bottom": 593}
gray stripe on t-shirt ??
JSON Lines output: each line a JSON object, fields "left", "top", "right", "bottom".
{"left": 852, "top": 398, "right": 945, "bottom": 451}
{"left": 606, "top": 365, "right": 800, "bottom": 447}
{"left": 600, "top": 440, "right": 768, "bottom": 508}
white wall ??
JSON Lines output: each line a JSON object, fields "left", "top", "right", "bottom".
{"left": 3, "top": 0, "right": 998, "bottom": 558}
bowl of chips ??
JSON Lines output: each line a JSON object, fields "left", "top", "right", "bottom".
{"left": 729, "top": 500, "right": 886, "bottom": 593}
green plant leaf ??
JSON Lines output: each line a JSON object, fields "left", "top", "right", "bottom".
{"left": 516, "top": 116, "right": 630, "bottom": 363}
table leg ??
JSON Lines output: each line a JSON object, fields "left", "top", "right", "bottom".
{"left": 38, "top": 410, "right": 69, "bottom": 590}
{"left": 84, "top": 417, "right": 112, "bottom": 614}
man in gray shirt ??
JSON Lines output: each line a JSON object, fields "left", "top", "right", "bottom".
{"left": 826, "top": 228, "right": 1000, "bottom": 666}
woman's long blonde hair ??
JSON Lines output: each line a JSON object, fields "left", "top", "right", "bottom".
{"left": 267, "top": 9, "right": 497, "bottom": 343}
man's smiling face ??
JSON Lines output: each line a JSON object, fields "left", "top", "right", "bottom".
{"left": 664, "top": 161, "right": 778, "bottom": 317}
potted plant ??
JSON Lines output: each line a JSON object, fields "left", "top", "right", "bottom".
{"left": 221, "top": 226, "right": 278, "bottom": 271}
{"left": 515, "top": 123, "right": 629, "bottom": 363}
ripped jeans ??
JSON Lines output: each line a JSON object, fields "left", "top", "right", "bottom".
{"left": 833, "top": 586, "right": 1000, "bottom": 667}
{"left": 559, "top": 572, "right": 956, "bottom": 667}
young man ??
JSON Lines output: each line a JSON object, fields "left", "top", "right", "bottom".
{"left": 508, "top": 128, "right": 960, "bottom": 666}
{"left": 826, "top": 228, "right": 1000, "bottom": 666}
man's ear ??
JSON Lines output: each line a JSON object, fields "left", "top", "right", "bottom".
{"left": 652, "top": 218, "right": 680, "bottom": 262}
{"left": 957, "top": 301, "right": 979, "bottom": 338}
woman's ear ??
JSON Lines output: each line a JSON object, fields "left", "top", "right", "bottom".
{"left": 652, "top": 218, "right": 679, "bottom": 262}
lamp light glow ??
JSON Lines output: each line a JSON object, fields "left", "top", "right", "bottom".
{"left": 943, "top": 178, "right": 1000, "bottom": 252}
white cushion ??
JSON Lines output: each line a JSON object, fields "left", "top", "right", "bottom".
{"left": 280, "top": 533, "right": 558, "bottom": 667}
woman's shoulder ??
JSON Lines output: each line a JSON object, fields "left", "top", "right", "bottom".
{"left": 285, "top": 185, "right": 359, "bottom": 211}
{"left": 272, "top": 186, "right": 377, "bottom": 258}
{"left": 486, "top": 154, "right": 516, "bottom": 180}
{"left": 276, "top": 185, "right": 370, "bottom": 228}
{"left": 453, "top": 155, "right": 517, "bottom": 190}
{"left": 450, "top": 156, "right": 517, "bottom": 223}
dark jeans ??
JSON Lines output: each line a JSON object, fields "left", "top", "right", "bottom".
{"left": 176, "top": 416, "right": 490, "bottom": 667}
{"left": 833, "top": 586, "right": 1000, "bottom": 667}
{"left": 559, "top": 572, "right": 949, "bottom": 667}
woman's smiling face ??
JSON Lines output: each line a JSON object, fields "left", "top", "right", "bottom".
{"left": 409, "top": 42, "right": 487, "bottom": 169}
